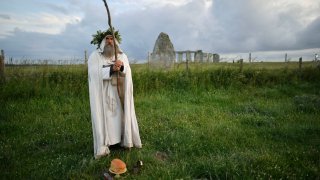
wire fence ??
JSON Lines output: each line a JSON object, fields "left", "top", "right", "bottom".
{"left": 4, "top": 57, "right": 86, "bottom": 65}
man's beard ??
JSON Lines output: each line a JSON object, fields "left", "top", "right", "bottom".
{"left": 103, "top": 44, "right": 115, "bottom": 57}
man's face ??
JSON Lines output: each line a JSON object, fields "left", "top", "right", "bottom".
{"left": 103, "top": 35, "right": 115, "bottom": 57}
{"left": 105, "top": 36, "right": 114, "bottom": 46}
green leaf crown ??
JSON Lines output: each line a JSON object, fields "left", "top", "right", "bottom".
{"left": 90, "top": 27, "right": 122, "bottom": 49}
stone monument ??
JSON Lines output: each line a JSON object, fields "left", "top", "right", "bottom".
{"left": 150, "top": 32, "right": 175, "bottom": 69}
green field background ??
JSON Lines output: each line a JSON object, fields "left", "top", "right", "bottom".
{"left": 1, "top": 62, "right": 319, "bottom": 179}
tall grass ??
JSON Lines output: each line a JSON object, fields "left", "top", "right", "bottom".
{"left": 132, "top": 62, "right": 320, "bottom": 93}
{"left": 1, "top": 63, "right": 319, "bottom": 179}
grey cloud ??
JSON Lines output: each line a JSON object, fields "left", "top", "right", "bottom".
{"left": 39, "top": 0, "right": 87, "bottom": 15}
{"left": 207, "top": 1, "right": 301, "bottom": 52}
{"left": 0, "top": 28, "right": 61, "bottom": 58}
{"left": 0, "top": 3, "right": 100, "bottom": 59}
{"left": 0, "top": 0, "right": 319, "bottom": 61}
{"left": 41, "top": 3, "right": 69, "bottom": 15}
{"left": 115, "top": 0, "right": 217, "bottom": 59}
{"left": 297, "top": 17, "right": 320, "bottom": 49}
{"left": 0, "top": 14, "right": 10, "bottom": 20}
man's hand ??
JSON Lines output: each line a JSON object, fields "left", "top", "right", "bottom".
{"left": 113, "top": 60, "right": 123, "bottom": 71}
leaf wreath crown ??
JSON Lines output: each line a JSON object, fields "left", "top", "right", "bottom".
{"left": 90, "top": 27, "right": 122, "bottom": 49}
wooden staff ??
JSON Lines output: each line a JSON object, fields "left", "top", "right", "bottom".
{"left": 102, "top": 0, "right": 123, "bottom": 108}
{"left": 102, "top": 0, "right": 118, "bottom": 61}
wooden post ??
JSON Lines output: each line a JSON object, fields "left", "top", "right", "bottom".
{"left": 239, "top": 59, "right": 243, "bottom": 72}
{"left": 315, "top": 54, "right": 320, "bottom": 69}
{"left": 285, "top": 53, "right": 287, "bottom": 62}
{"left": 249, "top": 53, "right": 251, "bottom": 63}
{"left": 0, "top": 49, "right": 5, "bottom": 79}
{"left": 186, "top": 58, "right": 189, "bottom": 72}
{"left": 84, "top": 50, "right": 88, "bottom": 64}
{"left": 147, "top": 52, "right": 150, "bottom": 70}
{"left": 299, "top": 57, "right": 302, "bottom": 71}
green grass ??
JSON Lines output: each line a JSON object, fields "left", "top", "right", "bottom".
{"left": 1, "top": 63, "right": 319, "bottom": 179}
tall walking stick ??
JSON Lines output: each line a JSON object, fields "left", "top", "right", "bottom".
{"left": 102, "top": 0, "right": 118, "bottom": 61}
{"left": 102, "top": 0, "right": 124, "bottom": 108}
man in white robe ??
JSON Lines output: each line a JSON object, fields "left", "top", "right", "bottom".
{"left": 88, "top": 30, "right": 142, "bottom": 159}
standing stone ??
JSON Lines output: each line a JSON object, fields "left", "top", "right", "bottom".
{"left": 177, "top": 52, "right": 183, "bottom": 62}
{"left": 208, "top": 53, "right": 213, "bottom": 62}
{"left": 213, "top": 53, "right": 220, "bottom": 62}
{"left": 194, "top": 50, "right": 203, "bottom": 62}
{"left": 186, "top": 51, "right": 192, "bottom": 62}
{"left": 150, "top": 32, "right": 175, "bottom": 69}
{"left": 203, "top": 53, "right": 209, "bottom": 62}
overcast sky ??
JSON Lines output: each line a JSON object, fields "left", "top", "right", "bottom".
{"left": 0, "top": 0, "right": 319, "bottom": 62}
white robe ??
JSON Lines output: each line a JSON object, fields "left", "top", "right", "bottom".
{"left": 88, "top": 38, "right": 142, "bottom": 158}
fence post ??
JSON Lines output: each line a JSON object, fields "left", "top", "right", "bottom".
{"left": 299, "top": 57, "right": 302, "bottom": 71}
{"left": 84, "top": 50, "right": 88, "bottom": 64}
{"left": 186, "top": 59, "right": 189, "bottom": 72}
{"left": 239, "top": 59, "right": 243, "bottom": 72}
{"left": 0, "top": 49, "right": 5, "bottom": 80}
{"left": 285, "top": 53, "right": 287, "bottom": 62}
{"left": 147, "top": 52, "right": 150, "bottom": 70}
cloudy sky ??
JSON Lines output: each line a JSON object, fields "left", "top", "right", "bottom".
{"left": 0, "top": 0, "right": 319, "bottom": 62}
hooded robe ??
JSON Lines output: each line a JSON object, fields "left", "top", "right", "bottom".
{"left": 88, "top": 36, "right": 142, "bottom": 158}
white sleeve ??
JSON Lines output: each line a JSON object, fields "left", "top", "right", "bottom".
{"left": 120, "top": 54, "right": 129, "bottom": 74}
{"left": 102, "top": 65, "right": 111, "bottom": 80}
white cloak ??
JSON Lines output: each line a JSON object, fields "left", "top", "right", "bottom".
{"left": 88, "top": 38, "right": 142, "bottom": 158}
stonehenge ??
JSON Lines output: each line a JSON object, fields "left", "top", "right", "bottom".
{"left": 175, "top": 50, "right": 220, "bottom": 63}
{"left": 149, "top": 32, "right": 220, "bottom": 69}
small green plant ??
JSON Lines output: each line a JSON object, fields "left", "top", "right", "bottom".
{"left": 294, "top": 94, "right": 320, "bottom": 113}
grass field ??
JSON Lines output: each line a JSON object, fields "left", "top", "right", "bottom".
{"left": 1, "top": 62, "right": 319, "bottom": 179}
